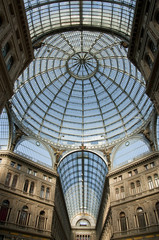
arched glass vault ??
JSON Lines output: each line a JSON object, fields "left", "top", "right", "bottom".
{"left": 23, "top": 0, "right": 136, "bottom": 43}
{"left": 57, "top": 151, "right": 108, "bottom": 223}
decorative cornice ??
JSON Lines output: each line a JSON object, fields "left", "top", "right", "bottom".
{"left": 108, "top": 151, "right": 159, "bottom": 177}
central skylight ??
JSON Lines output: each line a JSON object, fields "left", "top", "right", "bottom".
{"left": 67, "top": 52, "right": 98, "bottom": 80}
{"left": 11, "top": 31, "right": 153, "bottom": 148}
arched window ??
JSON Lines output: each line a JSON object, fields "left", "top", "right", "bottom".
{"left": 2, "top": 42, "right": 10, "bottom": 57}
{"left": 46, "top": 187, "right": 50, "bottom": 200}
{"left": 0, "top": 16, "right": 3, "bottom": 27}
{"left": 29, "top": 182, "right": 34, "bottom": 194}
{"left": 155, "top": 11, "right": 159, "bottom": 24}
{"left": 130, "top": 182, "right": 135, "bottom": 194}
{"left": 136, "top": 180, "right": 141, "bottom": 193}
{"left": 11, "top": 175, "right": 18, "bottom": 188}
{"left": 145, "top": 54, "right": 153, "bottom": 69}
{"left": 6, "top": 56, "right": 13, "bottom": 71}
{"left": 137, "top": 207, "right": 146, "bottom": 228}
{"left": 5, "top": 172, "right": 11, "bottom": 186}
{"left": 121, "top": 186, "right": 125, "bottom": 199}
{"left": 18, "top": 206, "right": 29, "bottom": 226}
{"left": 38, "top": 211, "right": 45, "bottom": 230}
{"left": 23, "top": 180, "right": 29, "bottom": 192}
{"left": 76, "top": 219, "right": 91, "bottom": 227}
{"left": 120, "top": 212, "right": 127, "bottom": 231}
{"left": 0, "top": 200, "right": 10, "bottom": 223}
{"left": 148, "top": 176, "right": 154, "bottom": 189}
{"left": 154, "top": 174, "right": 159, "bottom": 187}
{"left": 112, "top": 137, "right": 151, "bottom": 168}
{"left": 115, "top": 188, "right": 119, "bottom": 200}
{"left": 156, "top": 202, "right": 159, "bottom": 220}
{"left": 40, "top": 186, "right": 45, "bottom": 198}
{"left": 148, "top": 40, "right": 157, "bottom": 54}
{"left": 0, "top": 108, "right": 9, "bottom": 150}
{"left": 14, "top": 138, "right": 54, "bottom": 168}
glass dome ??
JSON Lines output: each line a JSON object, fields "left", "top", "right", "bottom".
{"left": 11, "top": 31, "right": 153, "bottom": 148}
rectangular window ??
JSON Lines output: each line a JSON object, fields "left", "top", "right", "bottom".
{"left": 128, "top": 171, "right": 132, "bottom": 177}
{"left": 33, "top": 171, "right": 37, "bottom": 176}
{"left": 10, "top": 161, "right": 15, "bottom": 167}
{"left": 17, "top": 164, "right": 21, "bottom": 170}
{"left": 43, "top": 175, "right": 47, "bottom": 180}
{"left": 27, "top": 168, "right": 32, "bottom": 174}
{"left": 150, "top": 162, "right": 155, "bottom": 168}
{"left": 48, "top": 177, "right": 52, "bottom": 182}
{"left": 118, "top": 175, "right": 122, "bottom": 181}
{"left": 144, "top": 164, "right": 148, "bottom": 170}
{"left": 134, "top": 169, "right": 138, "bottom": 175}
{"left": 114, "top": 177, "right": 117, "bottom": 182}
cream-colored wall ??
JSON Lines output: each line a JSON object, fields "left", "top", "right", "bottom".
{"left": 0, "top": 0, "right": 33, "bottom": 114}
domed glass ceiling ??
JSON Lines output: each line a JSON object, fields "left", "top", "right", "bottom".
{"left": 11, "top": 31, "right": 153, "bottom": 148}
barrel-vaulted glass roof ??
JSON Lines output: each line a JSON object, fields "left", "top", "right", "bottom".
{"left": 23, "top": 0, "right": 136, "bottom": 43}
{"left": 57, "top": 151, "right": 108, "bottom": 222}
{"left": 11, "top": 31, "right": 153, "bottom": 149}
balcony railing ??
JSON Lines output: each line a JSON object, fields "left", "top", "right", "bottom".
{"left": 112, "top": 225, "right": 159, "bottom": 239}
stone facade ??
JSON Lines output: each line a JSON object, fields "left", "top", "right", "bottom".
{"left": 108, "top": 152, "right": 159, "bottom": 240}
{"left": 128, "top": 0, "right": 159, "bottom": 114}
{"left": 0, "top": 151, "right": 71, "bottom": 240}
{"left": 0, "top": 0, "right": 33, "bottom": 113}
{"left": 0, "top": 151, "right": 158, "bottom": 240}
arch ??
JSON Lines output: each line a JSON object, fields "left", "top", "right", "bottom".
{"left": 156, "top": 202, "right": 159, "bottom": 219}
{"left": 29, "top": 181, "right": 34, "bottom": 194}
{"left": 38, "top": 210, "right": 46, "bottom": 230}
{"left": 120, "top": 212, "right": 127, "bottom": 231}
{"left": 57, "top": 150, "right": 108, "bottom": 221}
{"left": 45, "top": 187, "right": 50, "bottom": 200}
{"left": 0, "top": 200, "right": 10, "bottom": 223}
{"left": 115, "top": 188, "right": 120, "bottom": 200}
{"left": 7, "top": 56, "right": 14, "bottom": 71}
{"left": 154, "top": 174, "right": 159, "bottom": 187}
{"left": 145, "top": 53, "right": 153, "bottom": 69}
{"left": 18, "top": 206, "right": 29, "bottom": 226}
{"left": 24, "top": 1, "right": 136, "bottom": 43}
{"left": 71, "top": 214, "right": 96, "bottom": 227}
{"left": 0, "top": 108, "right": 9, "bottom": 150}
{"left": 40, "top": 185, "right": 45, "bottom": 198}
{"left": 58, "top": 149, "right": 108, "bottom": 167}
{"left": 148, "top": 176, "right": 154, "bottom": 189}
{"left": 148, "top": 39, "right": 157, "bottom": 54}
{"left": 11, "top": 175, "right": 18, "bottom": 188}
{"left": 155, "top": 9, "right": 159, "bottom": 24}
{"left": 76, "top": 219, "right": 91, "bottom": 227}
{"left": 14, "top": 136, "right": 54, "bottom": 168}
{"left": 5, "top": 172, "right": 11, "bottom": 186}
{"left": 23, "top": 179, "right": 29, "bottom": 192}
{"left": 112, "top": 136, "right": 151, "bottom": 168}
{"left": 120, "top": 186, "right": 125, "bottom": 198}
{"left": 1, "top": 42, "right": 10, "bottom": 57}
{"left": 136, "top": 180, "right": 141, "bottom": 193}
{"left": 136, "top": 207, "right": 146, "bottom": 228}
{"left": 0, "top": 15, "right": 3, "bottom": 26}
